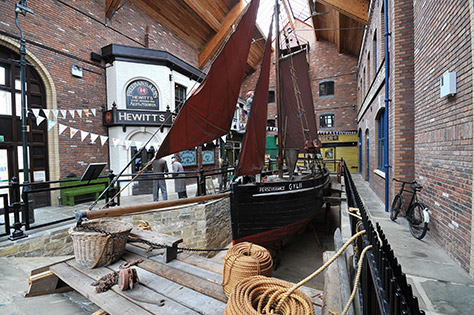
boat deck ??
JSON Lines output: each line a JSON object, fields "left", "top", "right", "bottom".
{"left": 27, "top": 230, "right": 323, "bottom": 314}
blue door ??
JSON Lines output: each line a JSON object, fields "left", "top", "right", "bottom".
{"left": 366, "top": 136, "right": 370, "bottom": 181}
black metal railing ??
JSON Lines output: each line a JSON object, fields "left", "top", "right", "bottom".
{"left": 342, "top": 160, "right": 424, "bottom": 315}
{"left": 0, "top": 166, "right": 235, "bottom": 240}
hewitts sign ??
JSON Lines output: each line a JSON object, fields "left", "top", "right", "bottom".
{"left": 103, "top": 108, "right": 176, "bottom": 127}
{"left": 126, "top": 80, "right": 159, "bottom": 109}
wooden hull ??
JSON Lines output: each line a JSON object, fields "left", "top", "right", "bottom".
{"left": 230, "top": 169, "right": 331, "bottom": 246}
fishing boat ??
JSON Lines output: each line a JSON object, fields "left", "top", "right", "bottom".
{"left": 154, "top": 0, "right": 330, "bottom": 246}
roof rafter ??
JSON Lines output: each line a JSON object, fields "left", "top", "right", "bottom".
{"left": 106, "top": 0, "right": 122, "bottom": 19}
{"left": 183, "top": 0, "right": 221, "bottom": 31}
{"left": 198, "top": 0, "right": 246, "bottom": 68}
{"left": 316, "top": 0, "right": 368, "bottom": 24}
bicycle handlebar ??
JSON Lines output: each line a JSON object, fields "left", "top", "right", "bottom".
{"left": 392, "top": 178, "right": 417, "bottom": 184}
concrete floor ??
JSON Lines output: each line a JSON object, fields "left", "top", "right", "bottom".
{"left": 353, "top": 174, "right": 474, "bottom": 315}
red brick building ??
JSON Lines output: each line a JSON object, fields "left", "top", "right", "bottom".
{"left": 358, "top": 0, "right": 474, "bottom": 275}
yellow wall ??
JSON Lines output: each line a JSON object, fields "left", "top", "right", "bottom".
{"left": 319, "top": 133, "right": 359, "bottom": 173}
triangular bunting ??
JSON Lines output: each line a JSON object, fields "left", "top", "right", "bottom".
{"left": 32, "top": 108, "right": 40, "bottom": 118}
{"left": 43, "top": 109, "right": 50, "bottom": 119}
{"left": 84, "top": 109, "right": 90, "bottom": 117}
{"left": 68, "top": 109, "right": 75, "bottom": 118}
{"left": 47, "top": 120, "right": 57, "bottom": 131}
{"left": 52, "top": 109, "right": 59, "bottom": 119}
{"left": 124, "top": 140, "right": 132, "bottom": 150}
{"left": 76, "top": 109, "right": 82, "bottom": 118}
{"left": 60, "top": 109, "right": 68, "bottom": 119}
{"left": 91, "top": 109, "right": 97, "bottom": 116}
{"left": 70, "top": 127, "right": 78, "bottom": 138}
{"left": 90, "top": 133, "right": 99, "bottom": 143}
{"left": 100, "top": 135, "right": 108, "bottom": 146}
{"left": 58, "top": 124, "right": 67, "bottom": 135}
{"left": 35, "top": 116, "right": 45, "bottom": 126}
{"left": 80, "top": 130, "right": 89, "bottom": 142}
{"left": 112, "top": 138, "right": 120, "bottom": 147}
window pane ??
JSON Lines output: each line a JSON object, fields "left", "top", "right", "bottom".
{"left": 15, "top": 93, "right": 27, "bottom": 117}
{"left": 15, "top": 79, "right": 27, "bottom": 91}
{"left": 0, "top": 66, "right": 5, "bottom": 86}
{"left": 0, "top": 90, "right": 12, "bottom": 115}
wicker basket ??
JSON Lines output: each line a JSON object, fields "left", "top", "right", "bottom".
{"left": 69, "top": 219, "right": 133, "bottom": 268}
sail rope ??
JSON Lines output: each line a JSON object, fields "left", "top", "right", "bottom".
{"left": 224, "top": 230, "right": 369, "bottom": 315}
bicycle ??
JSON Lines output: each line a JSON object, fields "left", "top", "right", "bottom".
{"left": 390, "top": 178, "right": 430, "bottom": 240}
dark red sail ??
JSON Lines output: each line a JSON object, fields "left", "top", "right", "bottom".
{"left": 156, "top": 0, "right": 259, "bottom": 159}
{"left": 235, "top": 20, "right": 273, "bottom": 177}
{"left": 279, "top": 50, "right": 318, "bottom": 150}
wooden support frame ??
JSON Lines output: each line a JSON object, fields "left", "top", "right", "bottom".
{"left": 316, "top": 0, "right": 369, "bottom": 24}
{"left": 106, "top": 0, "right": 122, "bottom": 19}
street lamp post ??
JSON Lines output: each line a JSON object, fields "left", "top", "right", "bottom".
{"left": 10, "top": 0, "right": 34, "bottom": 240}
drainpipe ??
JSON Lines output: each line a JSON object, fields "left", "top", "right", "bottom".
{"left": 384, "top": 0, "right": 391, "bottom": 212}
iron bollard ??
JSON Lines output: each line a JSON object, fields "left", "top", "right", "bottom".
{"left": 8, "top": 177, "right": 27, "bottom": 240}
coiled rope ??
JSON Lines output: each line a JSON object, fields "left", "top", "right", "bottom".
{"left": 225, "top": 230, "right": 368, "bottom": 315}
{"left": 222, "top": 242, "right": 273, "bottom": 297}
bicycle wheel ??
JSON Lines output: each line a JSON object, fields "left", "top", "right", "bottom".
{"left": 408, "top": 202, "right": 429, "bottom": 240}
{"left": 390, "top": 194, "right": 402, "bottom": 221}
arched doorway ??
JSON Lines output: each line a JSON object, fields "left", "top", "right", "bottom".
{"left": 0, "top": 46, "right": 49, "bottom": 205}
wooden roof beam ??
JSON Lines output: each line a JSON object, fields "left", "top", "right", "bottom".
{"left": 198, "top": 0, "right": 246, "bottom": 68}
{"left": 183, "top": 0, "right": 221, "bottom": 31}
{"left": 106, "top": 0, "right": 122, "bottom": 19}
{"left": 335, "top": 11, "right": 341, "bottom": 53}
{"left": 316, "top": 0, "right": 368, "bottom": 24}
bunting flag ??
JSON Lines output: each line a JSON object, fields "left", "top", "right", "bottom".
{"left": 112, "top": 138, "right": 120, "bottom": 147}
{"left": 124, "top": 140, "right": 132, "bottom": 150}
{"left": 80, "top": 130, "right": 89, "bottom": 142}
{"left": 60, "top": 109, "right": 68, "bottom": 119}
{"left": 70, "top": 127, "right": 78, "bottom": 138}
{"left": 31, "top": 108, "right": 40, "bottom": 118}
{"left": 52, "top": 109, "right": 59, "bottom": 119}
{"left": 91, "top": 108, "right": 96, "bottom": 116}
{"left": 84, "top": 109, "right": 90, "bottom": 117}
{"left": 47, "top": 120, "right": 57, "bottom": 131}
{"left": 90, "top": 133, "right": 99, "bottom": 143}
{"left": 68, "top": 109, "right": 75, "bottom": 118}
{"left": 43, "top": 109, "right": 50, "bottom": 119}
{"left": 35, "top": 115, "right": 45, "bottom": 126}
{"left": 76, "top": 109, "right": 82, "bottom": 118}
{"left": 58, "top": 123, "right": 67, "bottom": 135}
{"left": 100, "top": 135, "right": 108, "bottom": 146}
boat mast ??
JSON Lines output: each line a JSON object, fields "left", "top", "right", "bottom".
{"left": 275, "top": 0, "right": 283, "bottom": 178}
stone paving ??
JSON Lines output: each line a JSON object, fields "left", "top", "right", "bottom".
{"left": 352, "top": 174, "right": 474, "bottom": 315}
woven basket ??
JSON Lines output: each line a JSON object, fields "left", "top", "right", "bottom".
{"left": 69, "top": 219, "right": 133, "bottom": 269}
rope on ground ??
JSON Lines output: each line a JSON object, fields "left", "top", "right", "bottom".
{"left": 137, "top": 220, "right": 152, "bottom": 231}
{"left": 224, "top": 230, "right": 367, "bottom": 314}
{"left": 222, "top": 242, "right": 273, "bottom": 297}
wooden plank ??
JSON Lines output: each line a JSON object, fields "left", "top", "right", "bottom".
{"left": 91, "top": 311, "right": 108, "bottom": 315}
{"left": 198, "top": 0, "right": 247, "bottom": 68}
{"left": 316, "top": 0, "right": 369, "bottom": 24}
{"left": 122, "top": 252, "right": 228, "bottom": 303}
{"left": 126, "top": 262, "right": 226, "bottom": 314}
{"left": 50, "top": 263, "right": 154, "bottom": 315}
{"left": 26, "top": 270, "right": 72, "bottom": 297}
{"left": 177, "top": 252, "right": 224, "bottom": 275}
{"left": 65, "top": 260, "right": 200, "bottom": 314}
{"left": 129, "top": 228, "right": 183, "bottom": 247}
{"left": 29, "top": 256, "right": 74, "bottom": 276}
{"left": 106, "top": 0, "right": 121, "bottom": 19}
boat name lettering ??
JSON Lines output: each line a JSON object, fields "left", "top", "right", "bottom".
{"left": 289, "top": 183, "right": 303, "bottom": 190}
{"left": 258, "top": 186, "right": 285, "bottom": 192}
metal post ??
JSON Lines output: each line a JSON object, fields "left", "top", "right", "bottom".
{"left": 8, "top": 177, "right": 26, "bottom": 240}
{"left": 15, "top": 0, "right": 34, "bottom": 223}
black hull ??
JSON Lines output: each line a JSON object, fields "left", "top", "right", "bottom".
{"left": 230, "top": 169, "right": 331, "bottom": 245}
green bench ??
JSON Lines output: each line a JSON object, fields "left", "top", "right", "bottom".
{"left": 60, "top": 177, "right": 110, "bottom": 206}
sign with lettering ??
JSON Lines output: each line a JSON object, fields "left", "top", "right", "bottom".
{"left": 180, "top": 150, "right": 197, "bottom": 166}
{"left": 103, "top": 109, "right": 176, "bottom": 127}
{"left": 126, "top": 80, "right": 159, "bottom": 109}
{"left": 202, "top": 150, "right": 215, "bottom": 165}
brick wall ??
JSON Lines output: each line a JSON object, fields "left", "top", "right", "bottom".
{"left": 0, "top": 0, "right": 199, "bottom": 178}
{"left": 413, "top": 0, "right": 472, "bottom": 271}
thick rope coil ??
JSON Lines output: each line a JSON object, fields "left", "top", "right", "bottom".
{"left": 224, "top": 230, "right": 367, "bottom": 314}
{"left": 222, "top": 242, "right": 273, "bottom": 297}
{"left": 224, "top": 275, "right": 314, "bottom": 315}
{"left": 137, "top": 220, "right": 152, "bottom": 231}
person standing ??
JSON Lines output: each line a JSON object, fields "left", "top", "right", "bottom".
{"left": 152, "top": 158, "right": 168, "bottom": 201}
{"left": 171, "top": 155, "right": 187, "bottom": 199}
